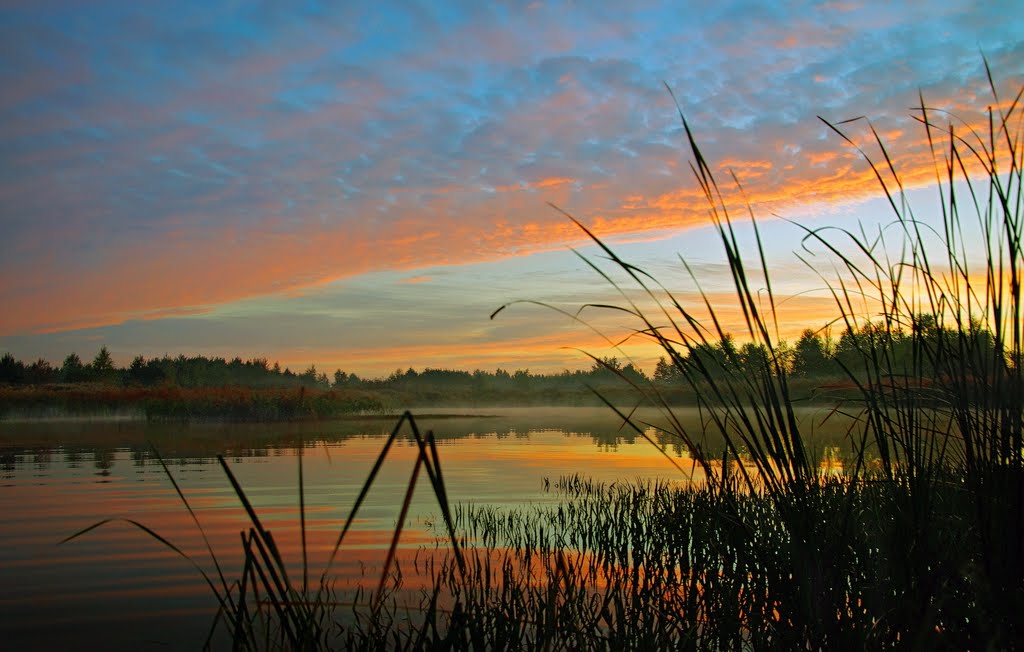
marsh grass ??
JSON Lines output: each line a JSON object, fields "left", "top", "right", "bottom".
{"left": 61, "top": 66, "right": 1023, "bottom": 649}
{"left": 442, "top": 473, "right": 978, "bottom": 649}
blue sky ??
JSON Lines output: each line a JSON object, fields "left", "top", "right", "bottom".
{"left": 1, "top": 1, "right": 1021, "bottom": 376}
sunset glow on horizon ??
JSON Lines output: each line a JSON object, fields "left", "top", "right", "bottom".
{"left": 2, "top": 1, "right": 1022, "bottom": 377}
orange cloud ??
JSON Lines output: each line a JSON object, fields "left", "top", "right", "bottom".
{"left": 269, "top": 329, "right": 617, "bottom": 377}
{"left": 2, "top": 86, "right": 1016, "bottom": 343}
{"left": 533, "top": 176, "right": 576, "bottom": 189}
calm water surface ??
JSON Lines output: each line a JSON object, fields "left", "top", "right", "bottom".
{"left": 0, "top": 406, "right": 847, "bottom": 649}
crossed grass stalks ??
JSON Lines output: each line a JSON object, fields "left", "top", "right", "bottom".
{"left": 61, "top": 411, "right": 465, "bottom": 650}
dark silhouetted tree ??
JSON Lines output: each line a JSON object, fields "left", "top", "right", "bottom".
{"left": 738, "top": 342, "right": 772, "bottom": 377}
{"left": 91, "top": 346, "right": 118, "bottom": 383}
{"left": 792, "top": 329, "right": 832, "bottom": 377}
{"left": 61, "top": 353, "right": 89, "bottom": 383}
{"left": 0, "top": 353, "right": 26, "bottom": 384}
{"left": 653, "top": 357, "right": 681, "bottom": 384}
{"left": 25, "top": 359, "right": 57, "bottom": 384}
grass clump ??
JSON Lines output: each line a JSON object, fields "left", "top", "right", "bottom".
{"left": 440, "top": 473, "right": 981, "bottom": 649}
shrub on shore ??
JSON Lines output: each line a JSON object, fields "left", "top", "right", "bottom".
{"left": 0, "top": 384, "right": 385, "bottom": 421}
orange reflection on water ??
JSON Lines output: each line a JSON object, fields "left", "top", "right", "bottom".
{"left": 1, "top": 412, "right": 699, "bottom": 648}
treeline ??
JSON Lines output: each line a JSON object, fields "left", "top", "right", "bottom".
{"left": 0, "top": 348, "right": 333, "bottom": 389}
{"left": 653, "top": 314, "right": 1000, "bottom": 386}
{"left": 0, "top": 346, "right": 648, "bottom": 394}
{"left": 0, "top": 314, "right": 1003, "bottom": 402}
{"left": 359, "top": 357, "right": 647, "bottom": 395}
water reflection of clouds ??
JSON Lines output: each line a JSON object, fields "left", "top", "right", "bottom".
{"left": 0, "top": 404, "right": 870, "bottom": 647}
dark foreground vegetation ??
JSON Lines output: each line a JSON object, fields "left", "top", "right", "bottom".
{"left": 63, "top": 69, "right": 1023, "bottom": 649}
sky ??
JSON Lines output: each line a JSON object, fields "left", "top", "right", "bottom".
{"left": 1, "top": 1, "right": 1022, "bottom": 378}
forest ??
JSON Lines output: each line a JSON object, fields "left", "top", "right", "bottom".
{"left": 0, "top": 314, "right": 1003, "bottom": 418}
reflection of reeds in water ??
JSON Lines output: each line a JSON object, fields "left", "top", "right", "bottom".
{"left": 64, "top": 65, "right": 1022, "bottom": 648}
{"left": 62, "top": 411, "right": 465, "bottom": 649}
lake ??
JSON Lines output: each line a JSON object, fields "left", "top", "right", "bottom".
{"left": 0, "top": 406, "right": 851, "bottom": 649}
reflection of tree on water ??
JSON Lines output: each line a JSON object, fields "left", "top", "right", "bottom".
{"left": 2, "top": 433, "right": 691, "bottom": 476}
{"left": 0, "top": 407, "right": 856, "bottom": 473}
{"left": 65, "top": 449, "right": 83, "bottom": 468}
{"left": 33, "top": 449, "right": 52, "bottom": 471}
{"left": 93, "top": 447, "right": 115, "bottom": 476}
{"left": 1, "top": 450, "right": 14, "bottom": 479}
